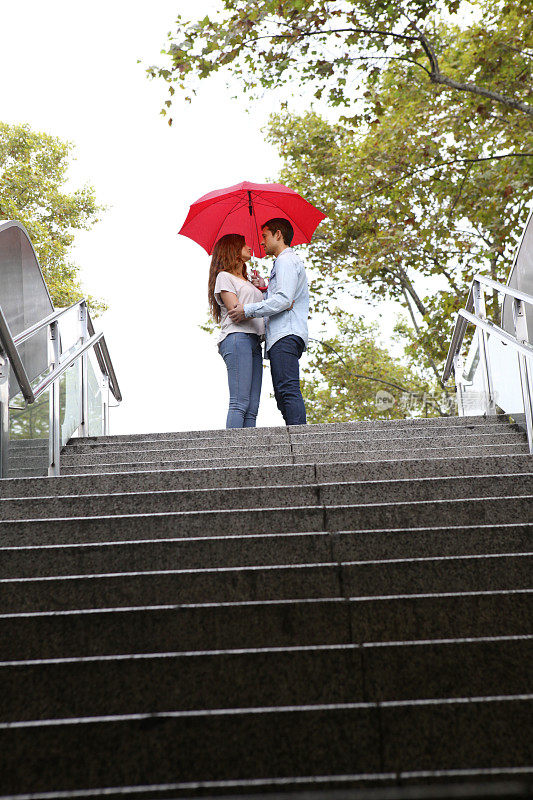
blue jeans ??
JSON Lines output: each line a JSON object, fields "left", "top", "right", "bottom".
{"left": 218, "top": 333, "right": 263, "bottom": 428}
{"left": 268, "top": 335, "right": 307, "bottom": 426}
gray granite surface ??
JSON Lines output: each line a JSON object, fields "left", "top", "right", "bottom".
{"left": 1, "top": 413, "right": 532, "bottom": 799}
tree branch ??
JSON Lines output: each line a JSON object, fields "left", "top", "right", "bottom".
{"left": 262, "top": 25, "right": 421, "bottom": 46}
{"left": 345, "top": 54, "right": 431, "bottom": 76}
{"left": 447, "top": 161, "right": 474, "bottom": 220}
{"left": 497, "top": 43, "right": 533, "bottom": 60}
{"left": 400, "top": 287, "right": 448, "bottom": 392}
{"left": 247, "top": 21, "right": 533, "bottom": 116}
{"left": 431, "top": 71, "right": 533, "bottom": 116}
{"left": 438, "top": 266, "right": 461, "bottom": 294}
{"left": 411, "top": 22, "right": 533, "bottom": 116}
{"left": 357, "top": 152, "right": 533, "bottom": 201}
{"left": 391, "top": 264, "right": 427, "bottom": 316}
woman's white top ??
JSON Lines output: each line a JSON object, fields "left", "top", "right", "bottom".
{"left": 214, "top": 271, "right": 265, "bottom": 344}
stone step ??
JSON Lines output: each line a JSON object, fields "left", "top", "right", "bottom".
{"left": 67, "top": 415, "right": 511, "bottom": 446}
{"left": 58, "top": 433, "right": 526, "bottom": 468}
{"left": 291, "top": 443, "right": 529, "bottom": 464}
{"left": 1, "top": 495, "right": 531, "bottom": 547}
{"left": 57, "top": 443, "right": 530, "bottom": 475}
{"left": 64, "top": 433, "right": 290, "bottom": 454}
{"left": 1, "top": 412, "right": 530, "bottom": 800}
{"left": 325, "top": 495, "right": 533, "bottom": 533}
{"left": 58, "top": 455, "right": 297, "bottom": 474}
{"left": 316, "top": 454, "right": 533, "bottom": 485}
{"left": 290, "top": 432, "right": 526, "bottom": 455}
{"left": 7, "top": 439, "right": 49, "bottom": 450}
{"left": 62, "top": 422, "right": 520, "bottom": 455}
{"left": 0, "top": 591, "right": 530, "bottom": 660}
{"left": 1, "top": 636, "right": 529, "bottom": 722}
{"left": 0, "top": 484, "right": 320, "bottom": 520}
{"left": 1, "top": 696, "right": 530, "bottom": 793}
{"left": 1, "top": 525, "right": 532, "bottom": 578}
{"left": 58, "top": 443, "right": 293, "bottom": 467}
{"left": 289, "top": 423, "right": 523, "bottom": 444}
{"left": 333, "top": 523, "right": 533, "bottom": 562}
{"left": 2, "top": 454, "right": 532, "bottom": 499}
{"left": 1, "top": 554, "right": 531, "bottom": 614}
{"left": 1, "top": 463, "right": 308, "bottom": 497}
{"left": 0, "top": 772, "right": 526, "bottom": 800}
{"left": 2, "top": 474, "right": 532, "bottom": 521}
{"left": 6, "top": 468, "right": 49, "bottom": 480}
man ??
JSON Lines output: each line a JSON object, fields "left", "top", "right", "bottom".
{"left": 228, "top": 218, "right": 308, "bottom": 425}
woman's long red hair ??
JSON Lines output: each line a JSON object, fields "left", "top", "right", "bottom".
{"left": 208, "top": 233, "right": 249, "bottom": 324}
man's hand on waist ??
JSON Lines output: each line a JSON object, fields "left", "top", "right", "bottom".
{"left": 228, "top": 303, "right": 246, "bottom": 323}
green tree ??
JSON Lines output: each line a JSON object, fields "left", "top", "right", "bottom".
{"left": 160, "top": 0, "right": 531, "bottom": 419}
{"left": 0, "top": 122, "right": 106, "bottom": 313}
{"left": 302, "top": 314, "right": 446, "bottom": 422}
{"left": 150, "top": 0, "right": 532, "bottom": 121}
{"left": 264, "top": 3, "right": 532, "bottom": 381}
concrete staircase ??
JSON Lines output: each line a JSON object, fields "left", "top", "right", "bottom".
{"left": 0, "top": 415, "right": 532, "bottom": 799}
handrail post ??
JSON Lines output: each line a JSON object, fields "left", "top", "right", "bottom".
{"left": 513, "top": 298, "right": 533, "bottom": 454}
{"left": 0, "top": 351, "right": 9, "bottom": 479}
{"left": 453, "top": 353, "right": 465, "bottom": 416}
{"left": 80, "top": 302, "right": 89, "bottom": 438}
{"left": 102, "top": 374, "right": 110, "bottom": 436}
{"left": 473, "top": 280, "right": 496, "bottom": 415}
{"left": 48, "top": 321, "right": 61, "bottom": 477}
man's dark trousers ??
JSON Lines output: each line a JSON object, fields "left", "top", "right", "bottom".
{"left": 269, "top": 334, "right": 307, "bottom": 425}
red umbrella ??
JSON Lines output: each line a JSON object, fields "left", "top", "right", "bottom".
{"left": 178, "top": 180, "right": 326, "bottom": 257}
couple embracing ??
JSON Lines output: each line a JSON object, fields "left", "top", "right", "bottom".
{"left": 208, "top": 218, "right": 308, "bottom": 429}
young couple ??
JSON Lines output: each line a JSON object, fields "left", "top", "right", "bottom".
{"left": 208, "top": 218, "right": 308, "bottom": 429}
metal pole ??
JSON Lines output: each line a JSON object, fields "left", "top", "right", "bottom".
{"left": 102, "top": 374, "right": 110, "bottom": 436}
{"left": 453, "top": 354, "right": 465, "bottom": 416}
{"left": 513, "top": 298, "right": 533, "bottom": 454}
{"left": 473, "top": 280, "right": 496, "bottom": 415}
{"left": 48, "top": 321, "right": 61, "bottom": 477}
{"left": 0, "top": 352, "right": 10, "bottom": 479}
{"left": 80, "top": 302, "right": 89, "bottom": 437}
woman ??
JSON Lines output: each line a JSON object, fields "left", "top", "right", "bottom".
{"left": 209, "top": 233, "right": 266, "bottom": 428}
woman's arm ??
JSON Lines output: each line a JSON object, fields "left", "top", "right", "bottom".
{"left": 220, "top": 290, "right": 238, "bottom": 311}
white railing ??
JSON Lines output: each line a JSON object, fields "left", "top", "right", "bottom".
{"left": 0, "top": 299, "right": 121, "bottom": 478}
{"left": 443, "top": 274, "right": 533, "bottom": 454}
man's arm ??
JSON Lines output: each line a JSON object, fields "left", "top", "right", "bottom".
{"left": 228, "top": 258, "right": 298, "bottom": 323}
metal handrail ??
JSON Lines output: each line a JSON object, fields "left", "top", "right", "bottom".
{"left": 32, "top": 332, "right": 104, "bottom": 401}
{"left": 0, "top": 304, "right": 35, "bottom": 403}
{"left": 87, "top": 316, "right": 122, "bottom": 402}
{"left": 475, "top": 274, "right": 533, "bottom": 307}
{"left": 4, "top": 299, "right": 121, "bottom": 403}
{"left": 456, "top": 310, "right": 533, "bottom": 360}
{"left": 13, "top": 301, "right": 83, "bottom": 347}
{"left": 443, "top": 273, "right": 533, "bottom": 453}
{"left": 0, "top": 219, "right": 121, "bottom": 478}
{"left": 443, "top": 276, "right": 533, "bottom": 382}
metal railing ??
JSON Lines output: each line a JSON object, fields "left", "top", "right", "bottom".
{"left": 0, "top": 299, "right": 121, "bottom": 478}
{"left": 443, "top": 273, "right": 533, "bottom": 453}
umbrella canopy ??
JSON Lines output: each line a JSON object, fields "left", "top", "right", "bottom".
{"left": 178, "top": 180, "right": 326, "bottom": 257}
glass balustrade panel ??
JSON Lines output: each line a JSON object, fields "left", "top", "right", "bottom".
{"left": 8, "top": 377, "right": 51, "bottom": 478}
{"left": 57, "top": 306, "right": 83, "bottom": 447}
{"left": 58, "top": 305, "right": 83, "bottom": 358}
{"left": 460, "top": 335, "right": 486, "bottom": 415}
{"left": 487, "top": 334, "right": 526, "bottom": 420}
{"left": 60, "top": 359, "right": 82, "bottom": 447}
{"left": 87, "top": 348, "right": 105, "bottom": 437}
{"left": 460, "top": 331, "right": 526, "bottom": 422}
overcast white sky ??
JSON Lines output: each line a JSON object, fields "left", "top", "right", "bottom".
{"left": 0, "top": 0, "right": 398, "bottom": 435}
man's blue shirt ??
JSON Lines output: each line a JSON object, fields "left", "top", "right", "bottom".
{"left": 243, "top": 247, "right": 309, "bottom": 353}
